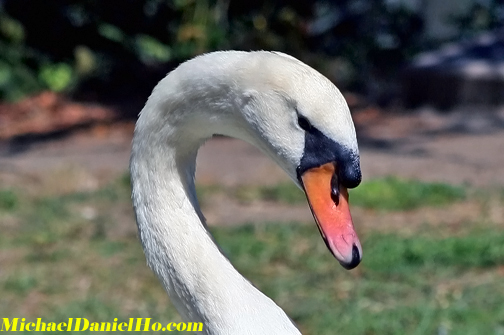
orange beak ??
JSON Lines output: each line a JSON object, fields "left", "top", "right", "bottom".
{"left": 300, "top": 162, "right": 362, "bottom": 269}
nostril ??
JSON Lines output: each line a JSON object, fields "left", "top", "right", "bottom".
{"left": 330, "top": 173, "right": 340, "bottom": 205}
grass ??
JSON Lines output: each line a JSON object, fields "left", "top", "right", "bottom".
{"left": 196, "top": 182, "right": 308, "bottom": 205}
{"left": 212, "top": 224, "right": 504, "bottom": 335}
{"left": 236, "top": 183, "right": 307, "bottom": 204}
{"left": 0, "top": 175, "right": 502, "bottom": 334}
{"left": 0, "top": 188, "right": 18, "bottom": 211}
{"left": 350, "top": 177, "right": 466, "bottom": 211}
{"left": 197, "top": 176, "right": 467, "bottom": 211}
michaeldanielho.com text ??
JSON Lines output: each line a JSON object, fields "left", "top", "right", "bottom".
{"left": 1, "top": 318, "right": 203, "bottom": 332}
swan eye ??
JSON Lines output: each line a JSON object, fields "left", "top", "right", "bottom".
{"left": 297, "top": 115, "right": 313, "bottom": 132}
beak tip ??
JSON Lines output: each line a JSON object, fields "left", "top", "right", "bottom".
{"left": 339, "top": 244, "right": 362, "bottom": 270}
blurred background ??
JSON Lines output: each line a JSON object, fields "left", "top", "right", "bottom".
{"left": 1, "top": 0, "right": 503, "bottom": 334}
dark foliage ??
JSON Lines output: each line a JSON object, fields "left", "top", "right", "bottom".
{"left": 4, "top": 0, "right": 487, "bottom": 110}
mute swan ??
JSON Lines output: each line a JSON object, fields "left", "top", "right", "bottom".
{"left": 130, "top": 51, "right": 362, "bottom": 335}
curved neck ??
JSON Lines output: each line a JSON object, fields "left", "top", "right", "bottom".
{"left": 130, "top": 62, "right": 301, "bottom": 334}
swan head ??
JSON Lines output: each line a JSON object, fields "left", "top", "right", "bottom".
{"left": 230, "top": 52, "right": 363, "bottom": 269}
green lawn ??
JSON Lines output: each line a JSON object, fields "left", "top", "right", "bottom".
{"left": 1, "top": 176, "right": 503, "bottom": 334}
{"left": 198, "top": 176, "right": 467, "bottom": 210}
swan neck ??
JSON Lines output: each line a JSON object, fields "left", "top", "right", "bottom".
{"left": 130, "top": 102, "right": 300, "bottom": 334}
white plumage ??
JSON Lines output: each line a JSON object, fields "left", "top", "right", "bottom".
{"left": 130, "top": 51, "right": 360, "bottom": 335}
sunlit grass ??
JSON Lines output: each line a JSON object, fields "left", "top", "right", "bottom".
{"left": 197, "top": 177, "right": 467, "bottom": 211}
{"left": 0, "top": 176, "right": 502, "bottom": 334}
{"left": 0, "top": 177, "right": 181, "bottom": 334}
{"left": 350, "top": 177, "right": 466, "bottom": 211}
{"left": 213, "top": 224, "right": 504, "bottom": 335}
{"left": 235, "top": 183, "right": 306, "bottom": 204}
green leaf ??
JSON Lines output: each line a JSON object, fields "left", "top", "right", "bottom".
{"left": 135, "top": 35, "right": 172, "bottom": 63}
{"left": 38, "top": 63, "right": 74, "bottom": 92}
